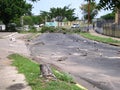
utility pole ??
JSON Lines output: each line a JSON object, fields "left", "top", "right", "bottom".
{"left": 87, "top": 0, "right": 90, "bottom": 32}
{"left": 45, "top": 16, "right": 47, "bottom": 23}
{"left": 21, "top": 16, "right": 24, "bottom": 30}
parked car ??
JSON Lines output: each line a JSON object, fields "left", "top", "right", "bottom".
{"left": 39, "top": 24, "right": 44, "bottom": 27}
{"left": 71, "top": 24, "right": 80, "bottom": 28}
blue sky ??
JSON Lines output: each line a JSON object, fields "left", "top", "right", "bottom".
{"left": 27, "top": 0, "right": 112, "bottom": 19}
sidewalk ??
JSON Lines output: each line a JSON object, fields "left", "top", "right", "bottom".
{"left": 0, "top": 33, "right": 31, "bottom": 90}
{"left": 89, "top": 29, "right": 120, "bottom": 41}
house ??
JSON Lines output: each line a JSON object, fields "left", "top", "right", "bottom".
{"left": 0, "top": 24, "right": 6, "bottom": 31}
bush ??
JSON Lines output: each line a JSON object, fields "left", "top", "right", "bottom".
{"left": 38, "top": 26, "right": 81, "bottom": 34}
{"left": 28, "top": 26, "right": 37, "bottom": 33}
{"left": 41, "top": 26, "right": 69, "bottom": 33}
{"left": 41, "top": 26, "right": 57, "bottom": 33}
{"left": 7, "top": 23, "right": 17, "bottom": 32}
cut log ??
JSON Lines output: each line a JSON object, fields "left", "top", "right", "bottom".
{"left": 57, "top": 56, "right": 67, "bottom": 61}
{"left": 39, "top": 64, "right": 56, "bottom": 80}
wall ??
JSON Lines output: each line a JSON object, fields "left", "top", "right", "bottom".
{"left": 0, "top": 25, "right": 6, "bottom": 31}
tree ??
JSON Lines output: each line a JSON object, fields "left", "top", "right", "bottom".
{"left": 100, "top": 12, "right": 115, "bottom": 20}
{"left": 13, "top": 15, "right": 42, "bottom": 26}
{"left": 84, "top": 0, "right": 95, "bottom": 23}
{"left": 84, "top": 0, "right": 120, "bottom": 10}
{"left": 80, "top": 1, "right": 98, "bottom": 23}
{"left": 40, "top": 6, "right": 78, "bottom": 22}
{"left": 97, "top": 0, "right": 120, "bottom": 24}
{"left": 31, "top": 15, "right": 41, "bottom": 24}
{"left": 0, "top": 0, "right": 39, "bottom": 31}
{"left": 50, "top": 7, "right": 65, "bottom": 21}
{"left": 30, "top": 0, "right": 40, "bottom": 2}
{"left": 92, "top": 0, "right": 120, "bottom": 23}
{"left": 65, "top": 7, "right": 78, "bottom": 21}
{"left": 23, "top": 16, "right": 33, "bottom": 25}
{"left": 40, "top": 11, "right": 50, "bottom": 23}
{"left": 97, "top": 0, "right": 120, "bottom": 10}
{"left": 84, "top": 0, "right": 120, "bottom": 23}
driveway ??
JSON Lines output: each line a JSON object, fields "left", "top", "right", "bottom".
{"left": 29, "top": 33, "right": 120, "bottom": 90}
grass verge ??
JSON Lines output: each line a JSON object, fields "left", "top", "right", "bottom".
{"left": 8, "top": 54, "right": 86, "bottom": 90}
{"left": 80, "top": 32, "right": 120, "bottom": 46}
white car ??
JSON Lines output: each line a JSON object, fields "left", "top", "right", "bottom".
{"left": 39, "top": 24, "right": 44, "bottom": 27}
{"left": 71, "top": 24, "right": 80, "bottom": 28}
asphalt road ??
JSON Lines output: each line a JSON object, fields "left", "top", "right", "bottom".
{"left": 29, "top": 33, "right": 120, "bottom": 90}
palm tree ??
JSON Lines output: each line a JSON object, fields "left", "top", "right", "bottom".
{"left": 96, "top": 0, "right": 120, "bottom": 23}
{"left": 81, "top": 0, "right": 97, "bottom": 23}
{"left": 40, "top": 11, "right": 50, "bottom": 23}
{"left": 84, "top": 0, "right": 95, "bottom": 23}
{"left": 49, "top": 6, "right": 78, "bottom": 22}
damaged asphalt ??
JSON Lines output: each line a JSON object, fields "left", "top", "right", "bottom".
{"left": 29, "top": 33, "right": 120, "bottom": 90}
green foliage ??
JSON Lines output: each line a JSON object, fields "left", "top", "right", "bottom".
{"left": 31, "top": 15, "right": 41, "bottom": 24}
{"left": 97, "top": 0, "right": 120, "bottom": 10}
{"left": 63, "top": 17, "right": 68, "bottom": 22}
{"left": 13, "top": 18, "right": 21, "bottom": 27}
{"left": 8, "top": 54, "right": 84, "bottom": 90}
{"left": 13, "top": 15, "right": 41, "bottom": 27}
{"left": 70, "top": 28, "right": 81, "bottom": 33}
{"left": 18, "top": 26, "right": 38, "bottom": 33}
{"left": 80, "top": 32, "right": 120, "bottom": 44}
{"left": 80, "top": 1, "right": 98, "bottom": 23}
{"left": 40, "top": 26, "right": 81, "bottom": 34}
{"left": 0, "top": 0, "right": 32, "bottom": 25}
{"left": 40, "top": 5, "right": 78, "bottom": 22}
{"left": 40, "top": 26, "right": 55, "bottom": 33}
{"left": 8, "top": 54, "right": 40, "bottom": 84}
{"left": 40, "top": 11, "right": 50, "bottom": 23}
{"left": 53, "top": 70, "right": 73, "bottom": 83}
{"left": 100, "top": 12, "right": 115, "bottom": 20}
{"left": 29, "top": 0, "right": 40, "bottom": 2}
{"left": 0, "top": 0, "right": 41, "bottom": 31}
{"left": 28, "top": 26, "right": 37, "bottom": 33}
{"left": 23, "top": 16, "right": 33, "bottom": 25}
{"left": 85, "top": 0, "right": 120, "bottom": 10}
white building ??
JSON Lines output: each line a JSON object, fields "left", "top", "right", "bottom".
{"left": 0, "top": 25, "right": 6, "bottom": 31}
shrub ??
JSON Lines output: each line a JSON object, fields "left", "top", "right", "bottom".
{"left": 7, "top": 23, "right": 17, "bottom": 32}
{"left": 28, "top": 26, "right": 37, "bottom": 33}
{"left": 40, "top": 26, "right": 81, "bottom": 33}
{"left": 40, "top": 26, "right": 57, "bottom": 33}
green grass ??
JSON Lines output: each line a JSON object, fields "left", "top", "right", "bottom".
{"left": 80, "top": 32, "right": 120, "bottom": 45}
{"left": 8, "top": 54, "right": 85, "bottom": 90}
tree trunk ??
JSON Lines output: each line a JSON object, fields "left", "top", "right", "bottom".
{"left": 39, "top": 64, "right": 56, "bottom": 80}
{"left": 115, "top": 8, "right": 120, "bottom": 24}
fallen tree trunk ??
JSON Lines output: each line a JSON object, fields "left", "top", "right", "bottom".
{"left": 39, "top": 64, "right": 56, "bottom": 80}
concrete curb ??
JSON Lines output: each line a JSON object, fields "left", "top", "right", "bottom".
{"left": 76, "top": 83, "right": 88, "bottom": 90}
{"left": 3, "top": 32, "right": 18, "bottom": 38}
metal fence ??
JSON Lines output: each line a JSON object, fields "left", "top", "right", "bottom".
{"left": 103, "top": 23, "right": 120, "bottom": 38}
{"left": 95, "top": 19, "right": 120, "bottom": 38}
